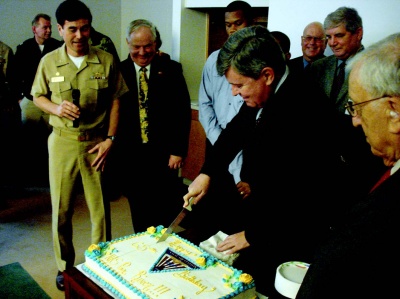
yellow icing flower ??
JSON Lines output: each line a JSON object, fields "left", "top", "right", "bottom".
{"left": 88, "top": 244, "right": 100, "bottom": 252}
{"left": 196, "top": 257, "right": 206, "bottom": 266}
{"left": 223, "top": 274, "right": 230, "bottom": 280}
{"left": 239, "top": 273, "right": 253, "bottom": 284}
{"left": 147, "top": 226, "right": 156, "bottom": 234}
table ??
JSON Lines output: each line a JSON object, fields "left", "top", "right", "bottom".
{"left": 64, "top": 266, "right": 113, "bottom": 299}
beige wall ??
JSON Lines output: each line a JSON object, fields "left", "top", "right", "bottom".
{"left": 120, "top": 0, "right": 207, "bottom": 103}
{"left": 0, "top": 0, "right": 121, "bottom": 59}
{"left": 0, "top": 0, "right": 264, "bottom": 103}
{"left": 268, "top": 0, "right": 400, "bottom": 59}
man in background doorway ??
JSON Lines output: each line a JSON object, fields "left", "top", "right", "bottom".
{"left": 194, "top": 0, "right": 254, "bottom": 239}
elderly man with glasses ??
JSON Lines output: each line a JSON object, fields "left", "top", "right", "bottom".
{"left": 297, "top": 32, "right": 400, "bottom": 299}
{"left": 288, "top": 21, "right": 327, "bottom": 78}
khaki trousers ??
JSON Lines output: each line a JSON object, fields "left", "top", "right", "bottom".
{"left": 48, "top": 131, "right": 106, "bottom": 271}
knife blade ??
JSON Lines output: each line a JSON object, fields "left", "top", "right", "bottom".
{"left": 156, "top": 197, "right": 194, "bottom": 243}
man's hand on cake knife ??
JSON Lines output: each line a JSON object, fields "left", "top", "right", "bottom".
{"left": 183, "top": 173, "right": 210, "bottom": 207}
{"left": 156, "top": 197, "right": 195, "bottom": 243}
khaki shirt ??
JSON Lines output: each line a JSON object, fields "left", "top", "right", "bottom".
{"left": 31, "top": 44, "right": 128, "bottom": 131}
{"left": 0, "top": 41, "right": 13, "bottom": 78}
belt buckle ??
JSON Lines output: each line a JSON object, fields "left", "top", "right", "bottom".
{"left": 78, "top": 133, "right": 87, "bottom": 141}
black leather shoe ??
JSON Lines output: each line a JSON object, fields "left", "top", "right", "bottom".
{"left": 56, "top": 271, "right": 65, "bottom": 291}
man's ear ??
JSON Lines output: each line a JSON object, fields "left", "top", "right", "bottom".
{"left": 390, "top": 111, "right": 399, "bottom": 118}
{"left": 261, "top": 67, "right": 274, "bottom": 85}
{"left": 57, "top": 24, "right": 63, "bottom": 37}
{"left": 388, "top": 97, "right": 400, "bottom": 133}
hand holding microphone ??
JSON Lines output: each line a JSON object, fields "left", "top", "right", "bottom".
{"left": 72, "top": 89, "right": 80, "bottom": 127}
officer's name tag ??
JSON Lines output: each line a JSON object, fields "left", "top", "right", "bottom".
{"left": 51, "top": 76, "right": 64, "bottom": 82}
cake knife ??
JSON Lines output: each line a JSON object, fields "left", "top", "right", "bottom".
{"left": 156, "top": 197, "right": 194, "bottom": 243}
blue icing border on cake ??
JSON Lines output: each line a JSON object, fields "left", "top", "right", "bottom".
{"left": 82, "top": 264, "right": 149, "bottom": 299}
{"left": 84, "top": 226, "right": 256, "bottom": 299}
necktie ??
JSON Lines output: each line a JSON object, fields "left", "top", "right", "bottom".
{"left": 304, "top": 63, "right": 311, "bottom": 74}
{"left": 139, "top": 67, "right": 149, "bottom": 143}
{"left": 369, "top": 168, "right": 391, "bottom": 193}
{"left": 330, "top": 61, "right": 346, "bottom": 101}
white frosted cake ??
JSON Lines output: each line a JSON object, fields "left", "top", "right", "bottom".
{"left": 83, "top": 225, "right": 257, "bottom": 299}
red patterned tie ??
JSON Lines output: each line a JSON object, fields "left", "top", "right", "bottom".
{"left": 370, "top": 168, "right": 391, "bottom": 193}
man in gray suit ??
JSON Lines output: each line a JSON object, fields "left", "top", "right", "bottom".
{"left": 309, "top": 7, "right": 386, "bottom": 204}
{"left": 310, "top": 6, "right": 363, "bottom": 114}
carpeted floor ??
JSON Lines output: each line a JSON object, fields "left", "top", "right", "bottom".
{"left": 0, "top": 262, "right": 51, "bottom": 299}
{"left": 0, "top": 187, "right": 134, "bottom": 299}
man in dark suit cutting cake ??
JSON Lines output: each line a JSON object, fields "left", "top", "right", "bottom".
{"left": 182, "top": 25, "right": 354, "bottom": 298}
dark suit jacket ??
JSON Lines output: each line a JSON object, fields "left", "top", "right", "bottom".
{"left": 200, "top": 72, "right": 349, "bottom": 296}
{"left": 296, "top": 168, "right": 400, "bottom": 299}
{"left": 112, "top": 53, "right": 191, "bottom": 231}
{"left": 288, "top": 55, "right": 325, "bottom": 80}
{"left": 309, "top": 54, "right": 348, "bottom": 113}
{"left": 90, "top": 28, "right": 120, "bottom": 64}
{"left": 13, "top": 37, "right": 62, "bottom": 100}
{"left": 308, "top": 47, "right": 386, "bottom": 202}
{"left": 118, "top": 53, "right": 191, "bottom": 158}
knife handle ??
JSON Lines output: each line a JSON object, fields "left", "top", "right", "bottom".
{"left": 185, "top": 197, "right": 195, "bottom": 211}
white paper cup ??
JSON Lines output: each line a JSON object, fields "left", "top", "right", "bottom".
{"left": 274, "top": 261, "right": 310, "bottom": 298}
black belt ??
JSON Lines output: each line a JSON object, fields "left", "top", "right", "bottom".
{"left": 52, "top": 128, "right": 104, "bottom": 141}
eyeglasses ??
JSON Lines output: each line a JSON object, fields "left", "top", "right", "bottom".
{"left": 345, "top": 95, "right": 389, "bottom": 117}
{"left": 302, "top": 36, "right": 327, "bottom": 43}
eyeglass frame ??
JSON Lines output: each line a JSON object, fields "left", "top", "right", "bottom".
{"left": 345, "top": 95, "right": 390, "bottom": 117}
{"left": 301, "top": 35, "right": 327, "bottom": 43}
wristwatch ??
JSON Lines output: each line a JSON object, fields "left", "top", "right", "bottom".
{"left": 106, "top": 135, "right": 116, "bottom": 141}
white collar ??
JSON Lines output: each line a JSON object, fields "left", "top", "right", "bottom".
{"left": 391, "top": 159, "right": 400, "bottom": 175}
{"left": 275, "top": 65, "right": 289, "bottom": 93}
{"left": 134, "top": 63, "right": 151, "bottom": 74}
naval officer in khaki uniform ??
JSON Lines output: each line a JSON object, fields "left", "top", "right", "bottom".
{"left": 31, "top": 0, "right": 128, "bottom": 291}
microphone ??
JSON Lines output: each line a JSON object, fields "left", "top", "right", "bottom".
{"left": 72, "top": 89, "right": 80, "bottom": 128}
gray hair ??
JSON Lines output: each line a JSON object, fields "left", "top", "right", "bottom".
{"left": 217, "top": 25, "right": 286, "bottom": 80}
{"left": 303, "top": 21, "right": 325, "bottom": 38}
{"left": 324, "top": 7, "right": 362, "bottom": 34}
{"left": 32, "top": 13, "right": 51, "bottom": 26}
{"left": 346, "top": 33, "right": 400, "bottom": 98}
{"left": 126, "top": 19, "right": 157, "bottom": 42}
